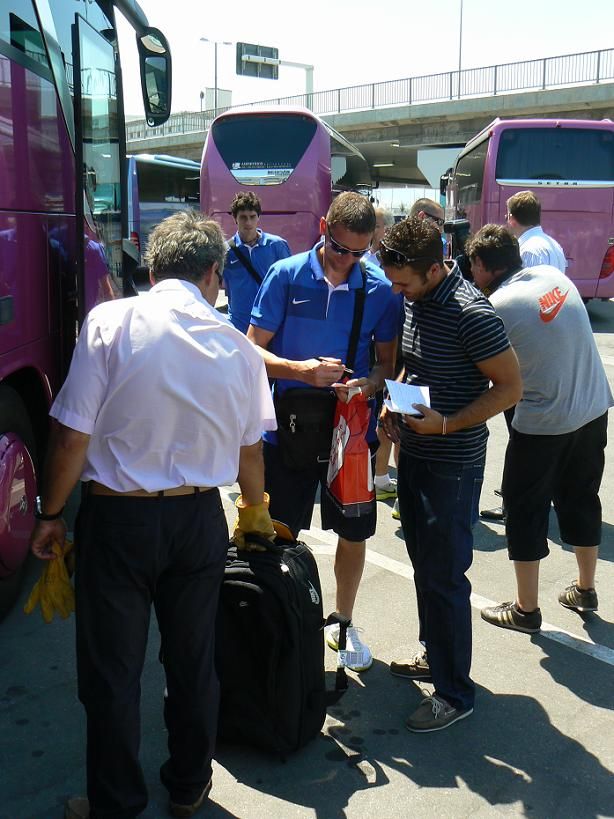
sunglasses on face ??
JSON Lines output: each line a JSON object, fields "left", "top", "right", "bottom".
{"left": 326, "top": 228, "right": 370, "bottom": 258}
{"left": 424, "top": 213, "right": 445, "bottom": 228}
{"left": 377, "top": 240, "right": 438, "bottom": 268}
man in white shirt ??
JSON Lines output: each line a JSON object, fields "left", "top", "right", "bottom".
{"left": 29, "top": 211, "right": 276, "bottom": 819}
{"left": 506, "top": 190, "right": 567, "bottom": 272}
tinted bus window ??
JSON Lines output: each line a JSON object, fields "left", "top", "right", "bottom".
{"left": 455, "top": 139, "right": 488, "bottom": 207}
{"left": 0, "top": 4, "right": 46, "bottom": 65}
{"left": 496, "top": 128, "right": 614, "bottom": 182}
{"left": 212, "top": 114, "right": 318, "bottom": 185}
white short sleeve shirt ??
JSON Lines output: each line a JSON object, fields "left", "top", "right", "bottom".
{"left": 51, "top": 279, "right": 276, "bottom": 491}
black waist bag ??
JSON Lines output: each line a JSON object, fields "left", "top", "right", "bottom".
{"left": 274, "top": 388, "right": 337, "bottom": 471}
{"left": 215, "top": 535, "right": 347, "bottom": 757}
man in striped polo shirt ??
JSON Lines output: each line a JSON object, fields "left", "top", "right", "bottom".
{"left": 379, "top": 217, "right": 522, "bottom": 732}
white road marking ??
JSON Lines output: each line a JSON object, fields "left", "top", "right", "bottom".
{"left": 220, "top": 488, "right": 614, "bottom": 668}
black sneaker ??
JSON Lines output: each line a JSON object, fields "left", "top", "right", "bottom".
{"left": 559, "top": 582, "right": 598, "bottom": 612}
{"left": 479, "top": 505, "right": 506, "bottom": 523}
{"left": 481, "top": 601, "right": 542, "bottom": 633}
{"left": 390, "top": 651, "right": 432, "bottom": 682}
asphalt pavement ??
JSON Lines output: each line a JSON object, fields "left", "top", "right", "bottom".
{"left": 1, "top": 301, "right": 613, "bottom": 819}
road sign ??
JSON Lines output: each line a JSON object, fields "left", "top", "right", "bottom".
{"left": 236, "top": 42, "right": 279, "bottom": 79}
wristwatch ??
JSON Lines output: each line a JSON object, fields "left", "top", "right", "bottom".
{"left": 34, "top": 496, "right": 64, "bottom": 521}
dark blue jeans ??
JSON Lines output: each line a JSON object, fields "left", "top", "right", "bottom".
{"left": 397, "top": 452, "right": 484, "bottom": 711}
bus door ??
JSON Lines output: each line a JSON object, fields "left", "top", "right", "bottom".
{"left": 73, "top": 15, "right": 123, "bottom": 321}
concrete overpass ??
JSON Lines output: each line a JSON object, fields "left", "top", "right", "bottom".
{"left": 126, "top": 48, "right": 614, "bottom": 188}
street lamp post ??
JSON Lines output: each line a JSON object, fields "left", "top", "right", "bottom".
{"left": 458, "top": 0, "right": 464, "bottom": 98}
{"left": 199, "top": 38, "right": 232, "bottom": 114}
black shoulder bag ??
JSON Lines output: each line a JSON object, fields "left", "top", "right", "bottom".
{"left": 228, "top": 239, "right": 262, "bottom": 285}
{"left": 274, "top": 263, "right": 367, "bottom": 471}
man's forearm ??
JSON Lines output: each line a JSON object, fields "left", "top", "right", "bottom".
{"left": 41, "top": 422, "right": 91, "bottom": 514}
{"left": 447, "top": 382, "right": 520, "bottom": 434}
{"left": 253, "top": 345, "right": 308, "bottom": 381}
{"left": 237, "top": 440, "right": 266, "bottom": 507}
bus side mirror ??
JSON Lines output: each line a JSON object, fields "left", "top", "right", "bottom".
{"left": 137, "top": 27, "right": 172, "bottom": 127}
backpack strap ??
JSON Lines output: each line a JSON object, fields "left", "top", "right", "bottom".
{"left": 228, "top": 239, "right": 263, "bottom": 285}
{"left": 344, "top": 261, "right": 367, "bottom": 373}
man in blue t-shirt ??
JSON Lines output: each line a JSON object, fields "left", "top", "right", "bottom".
{"left": 379, "top": 217, "right": 521, "bottom": 733}
{"left": 248, "top": 192, "right": 399, "bottom": 674}
{"left": 224, "top": 191, "right": 291, "bottom": 333}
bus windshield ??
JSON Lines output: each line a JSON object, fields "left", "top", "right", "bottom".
{"left": 212, "top": 114, "right": 318, "bottom": 185}
{"left": 496, "top": 127, "right": 614, "bottom": 183}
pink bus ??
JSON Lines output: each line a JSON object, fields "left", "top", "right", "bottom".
{"left": 200, "top": 106, "right": 372, "bottom": 253}
{"left": 447, "top": 118, "right": 614, "bottom": 300}
{"left": 0, "top": 1, "right": 171, "bottom": 617}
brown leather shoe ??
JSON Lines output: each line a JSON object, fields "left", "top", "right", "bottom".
{"left": 65, "top": 797, "right": 90, "bottom": 819}
{"left": 169, "top": 778, "right": 212, "bottom": 818}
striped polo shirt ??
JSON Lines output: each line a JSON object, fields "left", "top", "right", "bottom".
{"left": 400, "top": 264, "right": 510, "bottom": 464}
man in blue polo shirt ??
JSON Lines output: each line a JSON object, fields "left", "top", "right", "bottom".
{"left": 248, "top": 192, "right": 399, "bottom": 673}
{"left": 224, "top": 191, "right": 291, "bottom": 333}
{"left": 380, "top": 217, "right": 522, "bottom": 732}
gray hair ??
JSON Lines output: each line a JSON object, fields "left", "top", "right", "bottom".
{"left": 375, "top": 207, "right": 394, "bottom": 227}
{"left": 144, "top": 209, "right": 226, "bottom": 284}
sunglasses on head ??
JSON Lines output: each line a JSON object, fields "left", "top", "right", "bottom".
{"left": 377, "top": 241, "right": 438, "bottom": 268}
{"left": 424, "top": 213, "right": 445, "bottom": 228}
{"left": 326, "top": 228, "right": 370, "bottom": 258}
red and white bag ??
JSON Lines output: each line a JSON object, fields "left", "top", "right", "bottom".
{"left": 326, "top": 391, "right": 374, "bottom": 518}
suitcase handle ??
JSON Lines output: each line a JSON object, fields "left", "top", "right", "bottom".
{"left": 233, "top": 532, "right": 283, "bottom": 555}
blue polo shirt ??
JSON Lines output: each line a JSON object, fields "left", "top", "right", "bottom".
{"left": 225, "top": 230, "right": 291, "bottom": 333}
{"left": 251, "top": 240, "right": 400, "bottom": 443}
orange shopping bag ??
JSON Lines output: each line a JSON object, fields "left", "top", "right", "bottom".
{"left": 326, "top": 391, "right": 374, "bottom": 518}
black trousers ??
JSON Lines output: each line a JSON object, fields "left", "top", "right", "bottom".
{"left": 74, "top": 490, "right": 228, "bottom": 819}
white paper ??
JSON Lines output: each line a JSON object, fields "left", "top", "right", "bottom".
{"left": 384, "top": 380, "right": 431, "bottom": 416}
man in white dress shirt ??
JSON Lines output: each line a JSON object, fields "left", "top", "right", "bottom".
{"left": 29, "top": 211, "right": 276, "bottom": 819}
{"left": 506, "top": 190, "right": 567, "bottom": 271}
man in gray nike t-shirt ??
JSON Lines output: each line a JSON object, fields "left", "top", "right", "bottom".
{"left": 468, "top": 224, "right": 613, "bottom": 635}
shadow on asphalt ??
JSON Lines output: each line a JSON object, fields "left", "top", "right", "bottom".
{"left": 587, "top": 299, "right": 614, "bottom": 332}
{"left": 531, "top": 632, "right": 614, "bottom": 710}
{"left": 214, "top": 660, "right": 614, "bottom": 819}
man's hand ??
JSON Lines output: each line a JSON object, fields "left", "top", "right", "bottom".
{"left": 332, "top": 376, "right": 376, "bottom": 403}
{"left": 30, "top": 519, "right": 67, "bottom": 561}
{"left": 403, "top": 405, "right": 445, "bottom": 436}
{"left": 301, "top": 357, "right": 346, "bottom": 387}
{"left": 380, "top": 404, "right": 401, "bottom": 443}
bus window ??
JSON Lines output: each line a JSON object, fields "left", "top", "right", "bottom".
{"left": 496, "top": 128, "right": 614, "bottom": 182}
{"left": 212, "top": 114, "right": 318, "bottom": 186}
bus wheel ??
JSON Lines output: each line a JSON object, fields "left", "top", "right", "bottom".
{"left": 0, "top": 386, "right": 37, "bottom": 621}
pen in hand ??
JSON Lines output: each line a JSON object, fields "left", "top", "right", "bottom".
{"left": 318, "top": 357, "right": 354, "bottom": 377}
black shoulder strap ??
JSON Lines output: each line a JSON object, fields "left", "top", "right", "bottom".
{"left": 345, "top": 262, "right": 367, "bottom": 372}
{"left": 228, "top": 239, "right": 263, "bottom": 285}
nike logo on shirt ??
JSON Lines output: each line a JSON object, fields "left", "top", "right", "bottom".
{"left": 292, "top": 298, "right": 310, "bottom": 305}
{"left": 538, "top": 286, "right": 569, "bottom": 323}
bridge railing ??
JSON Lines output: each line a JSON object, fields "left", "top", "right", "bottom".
{"left": 126, "top": 47, "right": 614, "bottom": 141}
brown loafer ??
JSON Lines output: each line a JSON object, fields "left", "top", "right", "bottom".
{"left": 65, "top": 797, "right": 90, "bottom": 819}
{"left": 169, "top": 778, "right": 212, "bottom": 818}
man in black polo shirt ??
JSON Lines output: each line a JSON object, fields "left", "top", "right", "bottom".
{"left": 379, "top": 218, "right": 522, "bottom": 732}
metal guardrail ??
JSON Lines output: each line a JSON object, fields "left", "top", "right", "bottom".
{"left": 125, "top": 47, "right": 614, "bottom": 141}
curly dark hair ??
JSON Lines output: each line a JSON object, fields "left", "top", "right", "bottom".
{"left": 379, "top": 216, "right": 443, "bottom": 277}
{"left": 465, "top": 224, "right": 522, "bottom": 273}
{"left": 230, "top": 191, "right": 262, "bottom": 218}
{"left": 145, "top": 209, "right": 226, "bottom": 283}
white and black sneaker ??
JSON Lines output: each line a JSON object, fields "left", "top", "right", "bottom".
{"left": 324, "top": 615, "right": 373, "bottom": 672}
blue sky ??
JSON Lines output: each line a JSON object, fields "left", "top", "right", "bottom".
{"left": 118, "top": 0, "right": 612, "bottom": 115}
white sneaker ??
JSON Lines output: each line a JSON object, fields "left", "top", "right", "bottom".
{"left": 324, "top": 621, "right": 373, "bottom": 672}
{"left": 375, "top": 477, "right": 397, "bottom": 501}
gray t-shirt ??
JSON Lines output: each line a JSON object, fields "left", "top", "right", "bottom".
{"left": 490, "top": 266, "right": 613, "bottom": 435}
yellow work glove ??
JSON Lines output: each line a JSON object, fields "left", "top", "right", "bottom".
{"left": 231, "top": 493, "right": 276, "bottom": 552}
{"left": 24, "top": 540, "right": 75, "bottom": 623}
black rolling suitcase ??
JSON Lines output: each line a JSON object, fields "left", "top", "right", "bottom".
{"left": 215, "top": 534, "right": 347, "bottom": 757}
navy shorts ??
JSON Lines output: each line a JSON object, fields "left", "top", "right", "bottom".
{"left": 503, "top": 412, "right": 608, "bottom": 561}
{"left": 263, "top": 441, "right": 377, "bottom": 542}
